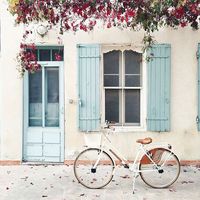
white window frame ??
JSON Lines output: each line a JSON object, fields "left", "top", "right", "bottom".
{"left": 100, "top": 44, "right": 147, "bottom": 132}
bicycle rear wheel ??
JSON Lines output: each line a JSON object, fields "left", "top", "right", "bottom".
{"left": 74, "top": 148, "right": 115, "bottom": 189}
{"left": 139, "top": 148, "right": 180, "bottom": 188}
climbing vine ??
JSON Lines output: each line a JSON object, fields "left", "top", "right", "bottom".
{"left": 7, "top": 0, "right": 200, "bottom": 74}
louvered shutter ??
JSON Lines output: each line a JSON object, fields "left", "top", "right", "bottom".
{"left": 78, "top": 44, "right": 101, "bottom": 131}
{"left": 147, "top": 44, "right": 171, "bottom": 132}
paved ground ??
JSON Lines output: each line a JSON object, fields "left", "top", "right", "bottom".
{"left": 0, "top": 164, "right": 199, "bottom": 200}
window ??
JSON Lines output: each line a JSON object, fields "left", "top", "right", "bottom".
{"left": 28, "top": 46, "right": 63, "bottom": 127}
{"left": 27, "top": 46, "right": 64, "bottom": 61}
{"left": 29, "top": 67, "right": 60, "bottom": 127}
{"left": 103, "top": 50, "right": 142, "bottom": 126}
{"left": 78, "top": 44, "right": 170, "bottom": 131}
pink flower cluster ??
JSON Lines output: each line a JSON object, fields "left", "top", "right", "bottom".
{"left": 18, "top": 43, "right": 41, "bottom": 73}
{"left": 18, "top": 43, "right": 63, "bottom": 74}
{"left": 9, "top": 0, "right": 200, "bottom": 74}
{"left": 11, "top": 0, "right": 200, "bottom": 32}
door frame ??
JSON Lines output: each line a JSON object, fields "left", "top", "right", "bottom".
{"left": 23, "top": 61, "right": 65, "bottom": 162}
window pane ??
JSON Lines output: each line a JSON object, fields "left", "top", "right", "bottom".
{"left": 125, "top": 75, "right": 140, "bottom": 87}
{"left": 125, "top": 50, "right": 141, "bottom": 74}
{"left": 105, "top": 90, "right": 119, "bottom": 123}
{"left": 104, "top": 75, "right": 119, "bottom": 87}
{"left": 45, "top": 67, "right": 59, "bottom": 127}
{"left": 104, "top": 50, "right": 119, "bottom": 74}
{"left": 104, "top": 50, "right": 120, "bottom": 87}
{"left": 39, "top": 49, "right": 51, "bottom": 61}
{"left": 52, "top": 49, "right": 64, "bottom": 61}
{"left": 29, "top": 71, "right": 42, "bottom": 126}
{"left": 125, "top": 50, "right": 141, "bottom": 87}
{"left": 125, "top": 90, "right": 140, "bottom": 124}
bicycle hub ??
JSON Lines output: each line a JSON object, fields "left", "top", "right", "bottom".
{"left": 91, "top": 168, "right": 96, "bottom": 173}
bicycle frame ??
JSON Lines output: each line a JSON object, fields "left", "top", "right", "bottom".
{"left": 90, "top": 128, "right": 176, "bottom": 192}
{"left": 73, "top": 125, "right": 180, "bottom": 193}
{"left": 93, "top": 129, "right": 174, "bottom": 175}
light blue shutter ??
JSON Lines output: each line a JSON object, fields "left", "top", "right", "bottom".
{"left": 147, "top": 44, "right": 171, "bottom": 132}
{"left": 197, "top": 44, "right": 200, "bottom": 131}
{"left": 78, "top": 44, "right": 100, "bottom": 131}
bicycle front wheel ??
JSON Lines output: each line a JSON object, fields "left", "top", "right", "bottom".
{"left": 139, "top": 148, "right": 180, "bottom": 188}
{"left": 74, "top": 148, "right": 115, "bottom": 189}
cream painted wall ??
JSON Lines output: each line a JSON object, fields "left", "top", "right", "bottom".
{"left": 63, "top": 28, "right": 200, "bottom": 161}
{"left": 1, "top": 1, "right": 23, "bottom": 160}
{"left": 0, "top": 64, "right": 1, "bottom": 158}
{"left": 1, "top": 1, "right": 200, "bottom": 161}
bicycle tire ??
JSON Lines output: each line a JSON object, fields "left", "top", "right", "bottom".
{"left": 139, "top": 148, "right": 180, "bottom": 188}
{"left": 73, "top": 148, "right": 115, "bottom": 189}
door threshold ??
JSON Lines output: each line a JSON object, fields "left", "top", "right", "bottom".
{"left": 22, "top": 161, "right": 64, "bottom": 165}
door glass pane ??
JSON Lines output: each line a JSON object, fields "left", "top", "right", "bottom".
{"left": 125, "top": 90, "right": 140, "bottom": 124}
{"left": 52, "top": 49, "right": 64, "bottom": 61}
{"left": 26, "top": 49, "right": 38, "bottom": 61}
{"left": 29, "top": 71, "right": 42, "bottom": 126}
{"left": 105, "top": 90, "right": 119, "bottom": 123}
{"left": 45, "top": 67, "right": 59, "bottom": 127}
{"left": 125, "top": 50, "right": 141, "bottom": 87}
{"left": 104, "top": 50, "right": 120, "bottom": 87}
{"left": 39, "top": 49, "right": 51, "bottom": 61}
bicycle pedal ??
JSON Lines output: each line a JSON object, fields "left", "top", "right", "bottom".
{"left": 124, "top": 164, "right": 129, "bottom": 169}
{"left": 133, "top": 174, "right": 139, "bottom": 178}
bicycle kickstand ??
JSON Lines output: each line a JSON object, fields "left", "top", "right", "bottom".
{"left": 132, "top": 172, "right": 139, "bottom": 194}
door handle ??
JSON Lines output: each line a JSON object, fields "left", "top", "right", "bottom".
{"left": 78, "top": 99, "right": 82, "bottom": 107}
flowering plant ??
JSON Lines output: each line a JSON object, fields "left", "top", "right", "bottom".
{"left": 17, "top": 43, "right": 41, "bottom": 76}
{"left": 8, "top": 0, "right": 200, "bottom": 32}
{"left": 7, "top": 0, "right": 200, "bottom": 73}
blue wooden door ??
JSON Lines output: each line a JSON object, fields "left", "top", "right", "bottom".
{"left": 23, "top": 62, "right": 64, "bottom": 162}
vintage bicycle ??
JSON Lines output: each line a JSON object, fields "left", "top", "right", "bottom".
{"left": 73, "top": 121, "right": 180, "bottom": 193}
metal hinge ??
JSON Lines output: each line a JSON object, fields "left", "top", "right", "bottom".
{"left": 196, "top": 51, "right": 200, "bottom": 59}
{"left": 196, "top": 116, "right": 199, "bottom": 124}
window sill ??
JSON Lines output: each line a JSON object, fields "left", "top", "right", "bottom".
{"left": 111, "top": 125, "right": 146, "bottom": 133}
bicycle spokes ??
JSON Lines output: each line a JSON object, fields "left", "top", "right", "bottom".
{"left": 139, "top": 148, "right": 180, "bottom": 188}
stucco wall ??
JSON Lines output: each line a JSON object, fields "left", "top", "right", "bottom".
{"left": 63, "top": 28, "right": 200, "bottom": 161}
{"left": 0, "top": 1, "right": 24, "bottom": 161}
{"left": 0, "top": 3, "right": 1, "bottom": 160}
{"left": 1, "top": 1, "right": 200, "bottom": 162}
